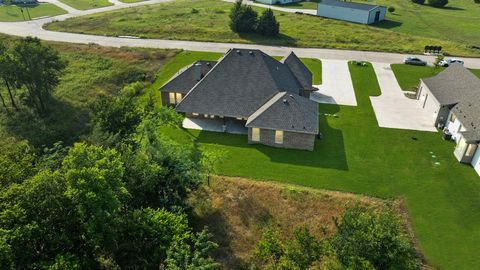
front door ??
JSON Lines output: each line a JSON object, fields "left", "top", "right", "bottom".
{"left": 374, "top": 11, "right": 380, "bottom": 22}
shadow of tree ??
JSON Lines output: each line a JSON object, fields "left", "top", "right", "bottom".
{"left": 1, "top": 98, "right": 90, "bottom": 148}
{"left": 238, "top": 32, "right": 298, "bottom": 47}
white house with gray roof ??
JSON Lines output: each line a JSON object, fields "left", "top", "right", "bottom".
{"left": 160, "top": 48, "right": 319, "bottom": 151}
{"left": 417, "top": 64, "right": 480, "bottom": 175}
{"left": 317, "top": 0, "right": 386, "bottom": 24}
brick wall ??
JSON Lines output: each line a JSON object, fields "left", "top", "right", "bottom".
{"left": 248, "top": 128, "right": 316, "bottom": 151}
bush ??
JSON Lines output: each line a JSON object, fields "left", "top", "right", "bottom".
{"left": 191, "top": 8, "right": 199, "bottom": 14}
{"left": 256, "top": 9, "right": 280, "bottom": 37}
{"left": 388, "top": 6, "right": 395, "bottom": 12}
{"left": 229, "top": 0, "right": 258, "bottom": 33}
{"left": 474, "top": 0, "right": 480, "bottom": 3}
{"left": 411, "top": 0, "right": 425, "bottom": 4}
{"left": 332, "top": 207, "right": 420, "bottom": 270}
{"left": 428, "top": 0, "right": 448, "bottom": 7}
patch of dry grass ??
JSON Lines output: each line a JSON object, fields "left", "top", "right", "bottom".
{"left": 189, "top": 176, "right": 399, "bottom": 269}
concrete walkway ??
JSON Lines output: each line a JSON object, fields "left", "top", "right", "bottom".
{"left": 311, "top": 59, "right": 357, "bottom": 106}
{"left": 370, "top": 63, "right": 437, "bottom": 132}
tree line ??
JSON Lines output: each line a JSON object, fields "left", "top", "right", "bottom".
{"left": 0, "top": 37, "right": 66, "bottom": 116}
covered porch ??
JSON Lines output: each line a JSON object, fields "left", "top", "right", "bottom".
{"left": 182, "top": 117, "right": 247, "bottom": 135}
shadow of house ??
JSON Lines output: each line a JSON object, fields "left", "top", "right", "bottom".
{"left": 372, "top": 19, "right": 403, "bottom": 29}
{"left": 194, "top": 103, "right": 348, "bottom": 171}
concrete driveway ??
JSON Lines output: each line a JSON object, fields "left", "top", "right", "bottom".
{"left": 370, "top": 63, "right": 437, "bottom": 132}
{"left": 310, "top": 59, "right": 357, "bottom": 106}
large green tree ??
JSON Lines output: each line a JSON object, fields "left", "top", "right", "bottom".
{"left": 12, "top": 37, "right": 66, "bottom": 115}
{"left": 0, "top": 40, "right": 19, "bottom": 112}
{"left": 256, "top": 9, "right": 280, "bottom": 37}
{"left": 332, "top": 207, "right": 420, "bottom": 270}
{"left": 229, "top": 0, "right": 258, "bottom": 33}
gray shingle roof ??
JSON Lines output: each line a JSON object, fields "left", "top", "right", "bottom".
{"left": 318, "top": 0, "right": 382, "bottom": 11}
{"left": 175, "top": 48, "right": 303, "bottom": 118}
{"left": 282, "top": 52, "right": 313, "bottom": 90}
{"left": 246, "top": 92, "right": 319, "bottom": 134}
{"left": 422, "top": 64, "right": 480, "bottom": 105}
{"left": 453, "top": 101, "right": 480, "bottom": 142}
{"left": 159, "top": 60, "right": 217, "bottom": 94}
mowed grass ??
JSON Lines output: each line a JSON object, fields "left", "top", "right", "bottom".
{"left": 155, "top": 51, "right": 480, "bottom": 270}
{"left": 44, "top": 0, "right": 480, "bottom": 56}
{"left": 58, "top": 0, "right": 112, "bottom": 10}
{"left": 191, "top": 176, "right": 392, "bottom": 269}
{"left": 270, "top": 0, "right": 318, "bottom": 9}
{"left": 391, "top": 64, "right": 480, "bottom": 90}
{"left": 0, "top": 4, "right": 66, "bottom": 22}
{"left": 0, "top": 36, "right": 178, "bottom": 147}
{"left": 370, "top": 0, "right": 480, "bottom": 48}
{"left": 119, "top": 0, "right": 146, "bottom": 2}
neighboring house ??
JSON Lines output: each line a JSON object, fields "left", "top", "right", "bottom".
{"left": 160, "top": 48, "right": 319, "bottom": 151}
{"left": 417, "top": 64, "right": 480, "bottom": 175}
{"left": 317, "top": 0, "right": 386, "bottom": 24}
{"left": 255, "top": 0, "right": 302, "bottom": 5}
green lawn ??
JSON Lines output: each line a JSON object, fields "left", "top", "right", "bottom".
{"left": 119, "top": 0, "right": 146, "bottom": 2}
{"left": 391, "top": 64, "right": 444, "bottom": 91}
{"left": 301, "top": 58, "right": 322, "bottom": 84}
{"left": 370, "top": 0, "right": 480, "bottom": 49}
{"left": 0, "top": 4, "right": 66, "bottom": 22}
{"left": 58, "top": 0, "right": 112, "bottom": 10}
{"left": 268, "top": 0, "right": 318, "bottom": 9}
{"left": 391, "top": 64, "right": 480, "bottom": 91}
{"left": 44, "top": 0, "right": 480, "bottom": 56}
{"left": 153, "top": 51, "right": 480, "bottom": 270}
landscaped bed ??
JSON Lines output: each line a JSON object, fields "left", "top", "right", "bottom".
{"left": 43, "top": 0, "right": 480, "bottom": 56}
{"left": 152, "top": 51, "right": 480, "bottom": 270}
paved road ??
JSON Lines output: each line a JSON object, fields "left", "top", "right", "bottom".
{"left": 223, "top": 0, "right": 317, "bottom": 15}
{"left": 370, "top": 63, "right": 437, "bottom": 132}
{"left": 311, "top": 60, "right": 357, "bottom": 106}
{"left": 1, "top": 0, "right": 480, "bottom": 68}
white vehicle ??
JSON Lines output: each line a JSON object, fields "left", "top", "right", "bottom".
{"left": 439, "top": 58, "right": 464, "bottom": 67}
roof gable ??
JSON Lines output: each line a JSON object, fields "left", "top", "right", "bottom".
{"left": 318, "top": 0, "right": 382, "bottom": 11}
{"left": 159, "top": 61, "right": 216, "bottom": 94}
{"left": 246, "top": 92, "right": 319, "bottom": 134}
{"left": 282, "top": 52, "right": 313, "bottom": 90}
{"left": 422, "top": 64, "right": 480, "bottom": 105}
{"left": 175, "top": 49, "right": 302, "bottom": 118}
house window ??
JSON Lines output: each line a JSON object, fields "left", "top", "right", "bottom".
{"left": 251, "top": 128, "right": 260, "bottom": 142}
{"left": 450, "top": 113, "right": 457, "bottom": 123}
{"left": 169, "top": 93, "right": 176, "bottom": 104}
{"left": 175, "top": 93, "right": 183, "bottom": 103}
{"left": 466, "top": 144, "right": 478, "bottom": 157}
{"left": 275, "top": 130, "right": 284, "bottom": 144}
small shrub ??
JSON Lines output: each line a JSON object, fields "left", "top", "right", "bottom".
{"left": 388, "top": 6, "right": 395, "bottom": 12}
{"left": 411, "top": 0, "right": 425, "bottom": 4}
{"left": 428, "top": 0, "right": 448, "bottom": 7}
{"left": 256, "top": 9, "right": 280, "bottom": 37}
{"left": 474, "top": 0, "right": 480, "bottom": 3}
{"left": 191, "top": 8, "right": 199, "bottom": 14}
